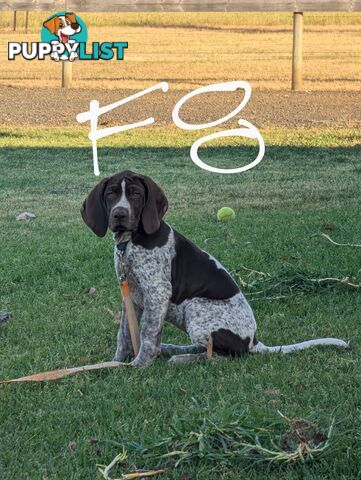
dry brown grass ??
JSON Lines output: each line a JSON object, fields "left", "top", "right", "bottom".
{"left": 0, "top": 19, "right": 360, "bottom": 91}
{"left": 2, "top": 12, "right": 361, "bottom": 29}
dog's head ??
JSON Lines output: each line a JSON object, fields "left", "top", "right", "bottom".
{"left": 43, "top": 13, "right": 81, "bottom": 43}
{"left": 80, "top": 171, "right": 168, "bottom": 238}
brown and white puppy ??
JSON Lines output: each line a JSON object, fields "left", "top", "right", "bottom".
{"left": 81, "top": 170, "right": 348, "bottom": 367}
{"left": 43, "top": 13, "right": 81, "bottom": 61}
{"left": 43, "top": 13, "right": 81, "bottom": 43}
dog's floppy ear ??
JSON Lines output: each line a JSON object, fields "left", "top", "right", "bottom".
{"left": 43, "top": 16, "right": 57, "bottom": 35}
{"left": 66, "top": 12, "right": 77, "bottom": 24}
{"left": 139, "top": 175, "right": 168, "bottom": 235}
{"left": 80, "top": 177, "right": 110, "bottom": 237}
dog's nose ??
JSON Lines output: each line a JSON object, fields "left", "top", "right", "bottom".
{"left": 112, "top": 207, "right": 129, "bottom": 222}
{"left": 71, "top": 22, "right": 79, "bottom": 29}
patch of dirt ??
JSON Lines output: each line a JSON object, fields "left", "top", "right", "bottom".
{"left": 281, "top": 418, "right": 328, "bottom": 451}
{"left": 0, "top": 87, "right": 360, "bottom": 128}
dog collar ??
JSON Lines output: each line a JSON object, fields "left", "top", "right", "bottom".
{"left": 116, "top": 240, "right": 129, "bottom": 255}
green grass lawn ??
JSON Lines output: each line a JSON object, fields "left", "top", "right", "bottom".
{"left": 0, "top": 126, "right": 360, "bottom": 479}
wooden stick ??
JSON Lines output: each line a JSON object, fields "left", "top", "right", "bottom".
{"left": 120, "top": 280, "right": 140, "bottom": 356}
{"left": 0, "top": 361, "right": 121, "bottom": 384}
{"left": 62, "top": 61, "right": 72, "bottom": 88}
{"left": 0, "top": 278, "right": 141, "bottom": 384}
{"left": 25, "top": 11, "right": 29, "bottom": 34}
{"left": 292, "top": 12, "right": 303, "bottom": 90}
{"left": 207, "top": 335, "right": 213, "bottom": 360}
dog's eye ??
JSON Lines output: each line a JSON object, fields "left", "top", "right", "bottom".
{"left": 106, "top": 191, "right": 116, "bottom": 197}
{"left": 129, "top": 191, "right": 140, "bottom": 197}
{"left": 59, "top": 22, "right": 64, "bottom": 27}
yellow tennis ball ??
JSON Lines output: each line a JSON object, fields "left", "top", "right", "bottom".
{"left": 217, "top": 207, "right": 236, "bottom": 221}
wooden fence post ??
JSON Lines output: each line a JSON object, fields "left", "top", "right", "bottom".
{"left": 13, "top": 11, "right": 17, "bottom": 31}
{"left": 62, "top": 61, "right": 72, "bottom": 88}
{"left": 292, "top": 11, "right": 303, "bottom": 90}
{"left": 25, "top": 11, "right": 29, "bottom": 33}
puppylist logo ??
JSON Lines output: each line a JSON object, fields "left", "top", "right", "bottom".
{"left": 8, "top": 12, "right": 128, "bottom": 62}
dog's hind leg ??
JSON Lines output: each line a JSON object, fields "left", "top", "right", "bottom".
{"left": 160, "top": 343, "right": 206, "bottom": 357}
{"left": 167, "top": 352, "right": 209, "bottom": 364}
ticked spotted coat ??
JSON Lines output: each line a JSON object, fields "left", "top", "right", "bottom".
{"left": 81, "top": 171, "right": 348, "bottom": 367}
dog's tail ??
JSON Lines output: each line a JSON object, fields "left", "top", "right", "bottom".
{"left": 249, "top": 337, "right": 349, "bottom": 354}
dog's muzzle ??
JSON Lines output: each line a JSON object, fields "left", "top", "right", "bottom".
{"left": 109, "top": 207, "right": 134, "bottom": 232}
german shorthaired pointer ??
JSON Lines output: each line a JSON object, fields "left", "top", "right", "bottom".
{"left": 81, "top": 171, "right": 348, "bottom": 367}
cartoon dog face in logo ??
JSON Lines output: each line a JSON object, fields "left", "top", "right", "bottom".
{"left": 43, "top": 13, "right": 82, "bottom": 61}
{"left": 43, "top": 13, "right": 81, "bottom": 43}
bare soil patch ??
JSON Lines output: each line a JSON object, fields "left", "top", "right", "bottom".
{"left": 1, "top": 87, "right": 360, "bottom": 128}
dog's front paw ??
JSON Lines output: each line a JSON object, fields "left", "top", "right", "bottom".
{"left": 113, "top": 348, "right": 132, "bottom": 363}
{"left": 69, "top": 52, "right": 78, "bottom": 62}
{"left": 50, "top": 52, "right": 60, "bottom": 62}
{"left": 128, "top": 355, "right": 154, "bottom": 367}
{"left": 128, "top": 359, "right": 148, "bottom": 368}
